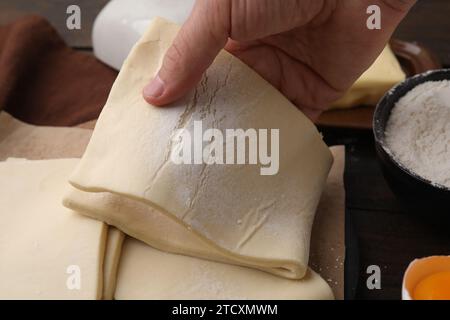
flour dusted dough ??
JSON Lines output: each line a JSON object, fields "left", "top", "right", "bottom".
{"left": 114, "top": 238, "right": 333, "bottom": 300}
{"left": 0, "top": 159, "right": 106, "bottom": 299}
{"left": 67, "top": 17, "right": 333, "bottom": 280}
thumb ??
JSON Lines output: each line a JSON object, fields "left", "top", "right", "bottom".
{"left": 143, "top": 0, "right": 230, "bottom": 106}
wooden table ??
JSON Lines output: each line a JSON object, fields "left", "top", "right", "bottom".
{"left": 1, "top": 0, "right": 450, "bottom": 300}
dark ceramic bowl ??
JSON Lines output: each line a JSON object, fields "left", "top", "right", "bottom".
{"left": 373, "top": 69, "right": 450, "bottom": 216}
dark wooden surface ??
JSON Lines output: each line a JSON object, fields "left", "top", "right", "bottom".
{"left": 1, "top": 0, "right": 450, "bottom": 300}
{"left": 394, "top": 0, "right": 450, "bottom": 67}
{"left": 323, "top": 128, "right": 450, "bottom": 300}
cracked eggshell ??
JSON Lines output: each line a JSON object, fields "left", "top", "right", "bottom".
{"left": 402, "top": 256, "right": 450, "bottom": 300}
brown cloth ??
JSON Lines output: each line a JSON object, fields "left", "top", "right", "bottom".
{"left": 0, "top": 15, "right": 117, "bottom": 126}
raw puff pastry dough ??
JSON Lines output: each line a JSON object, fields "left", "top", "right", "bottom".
{"left": 102, "top": 227, "right": 125, "bottom": 300}
{"left": 0, "top": 112, "right": 336, "bottom": 299}
{"left": 64, "top": 188, "right": 334, "bottom": 299}
{"left": 66, "top": 17, "right": 333, "bottom": 280}
{"left": 114, "top": 237, "right": 333, "bottom": 300}
{"left": 0, "top": 116, "right": 124, "bottom": 299}
{"left": 0, "top": 159, "right": 106, "bottom": 299}
{"left": 0, "top": 156, "right": 332, "bottom": 300}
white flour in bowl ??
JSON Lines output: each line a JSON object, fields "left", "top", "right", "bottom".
{"left": 385, "top": 80, "right": 450, "bottom": 189}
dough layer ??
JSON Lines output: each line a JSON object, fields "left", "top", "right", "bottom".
{"left": 114, "top": 237, "right": 334, "bottom": 300}
{"left": 0, "top": 112, "right": 339, "bottom": 299}
{"left": 0, "top": 159, "right": 106, "bottom": 299}
{"left": 102, "top": 227, "right": 125, "bottom": 300}
{"left": 66, "top": 17, "right": 333, "bottom": 280}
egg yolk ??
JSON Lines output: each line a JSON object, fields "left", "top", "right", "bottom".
{"left": 413, "top": 271, "right": 450, "bottom": 300}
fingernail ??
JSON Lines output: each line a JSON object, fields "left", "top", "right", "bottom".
{"left": 143, "top": 75, "right": 165, "bottom": 99}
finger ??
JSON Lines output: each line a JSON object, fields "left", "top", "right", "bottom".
{"left": 143, "top": 0, "right": 230, "bottom": 106}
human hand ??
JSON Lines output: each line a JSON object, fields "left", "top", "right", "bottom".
{"left": 143, "top": 0, "right": 415, "bottom": 119}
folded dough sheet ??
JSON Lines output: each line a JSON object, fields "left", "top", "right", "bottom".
{"left": 0, "top": 159, "right": 333, "bottom": 299}
{"left": 65, "top": 17, "right": 333, "bottom": 280}
{"left": 0, "top": 112, "right": 336, "bottom": 299}
{"left": 0, "top": 157, "right": 332, "bottom": 300}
